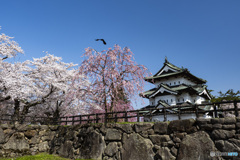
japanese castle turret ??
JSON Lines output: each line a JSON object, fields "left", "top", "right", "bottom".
{"left": 141, "top": 58, "right": 212, "bottom": 122}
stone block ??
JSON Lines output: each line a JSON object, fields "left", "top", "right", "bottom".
{"left": 147, "top": 129, "right": 155, "bottom": 135}
{"left": 78, "top": 130, "right": 106, "bottom": 160}
{"left": 122, "top": 133, "right": 154, "bottom": 160}
{"left": 155, "top": 147, "right": 175, "bottom": 160}
{"left": 169, "top": 119, "right": 195, "bottom": 133}
{"left": 49, "top": 125, "right": 58, "bottom": 131}
{"left": 236, "top": 122, "right": 240, "bottom": 129}
{"left": 29, "top": 135, "right": 40, "bottom": 144}
{"left": 186, "top": 126, "right": 197, "bottom": 133}
{"left": 177, "top": 131, "right": 218, "bottom": 160}
{"left": 212, "top": 129, "right": 236, "bottom": 140}
{"left": 39, "top": 130, "right": 47, "bottom": 136}
{"left": 167, "top": 140, "right": 175, "bottom": 147}
{"left": 1, "top": 124, "right": 9, "bottom": 130}
{"left": 3, "top": 132, "right": 30, "bottom": 152}
{"left": 153, "top": 122, "right": 168, "bottom": 134}
{"left": 105, "top": 129, "right": 122, "bottom": 141}
{"left": 170, "top": 146, "right": 178, "bottom": 157}
{"left": 222, "top": 124, "right": 235, "bottom": 130}
{"left": 149, "top": 135, "right": 171, "bottom": 146}
{"left": 236, "top": 117, "right": 240, "bottom": 122}
{"left": 199, "top": 124, "right": 213, "bottom": 131}
{"left": 235, "top": 134, "right": 240, "bottom": 139}
{"left": 215, "top": 139, "right": 240, "bottom": 154}
{"left": 38, "top": 141, "right": 49, "bottom": 152}
{"left": 0, "top": 128, "right": 5, "bottom": 144}
{"left": 224, "top": 117, "right": 236, "bottom": 124}
{"left": 115, "top": 124, "right": 133, "bottom": 134}
{"left": 24, "top": 130, "right": 37, "bottom": 138}
{"left": 40, "top": 125, "right": 49, "bottom": 130}
{"left": 173, "top": 137, "right": 181, "bottom": 143}
{"left": 196, "top": 118, "right": 211, "bottom": 125}
{"left": 175, "top": 132, "right": 186, "bottom": 140}
{"left": 211, "top": 118, "right": 224, "bottom": 124}
{"left": 134, "top": 123, "right": 153, "bottom": 133}
{"left": 104, "top": 142, "right": 118, "bottom": 157}
{"left": 139, "top": 131, "right": 148, "bottom": 138}
{"left": 212, "top": 124, "right": 222, "bottom": 129}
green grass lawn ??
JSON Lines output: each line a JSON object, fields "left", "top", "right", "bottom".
{"left": 0, "top": 153, "right": 93, "bottom": 160}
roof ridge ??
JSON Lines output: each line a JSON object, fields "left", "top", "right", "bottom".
{"left": 165, "top": 61, "right": 183, "bottom": 71}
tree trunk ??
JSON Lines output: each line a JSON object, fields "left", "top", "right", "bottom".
{"left": 53, "top": 102, "right": 60, "bottom": 125}
{"left": 12, "top": 99, "right": 20, "bottom": 123}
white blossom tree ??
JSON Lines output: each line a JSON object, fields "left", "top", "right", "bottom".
{"left": 0, "top": 30, "right": 92, "bottom": 123}
{"left": 0, "top": 29, "right": 24, "bottom": 108}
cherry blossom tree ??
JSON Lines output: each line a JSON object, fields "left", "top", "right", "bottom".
{"left": 0, "top": 30, "right": 91, "bottom": 123}
{"left": 2, "top": 54, "right": 92, "bottom": 122}
{"left": 75, "top": 45, "right": 151, "bottom": 115}
{"left": 0, "top": 29, "right": 24, "bottom": 112}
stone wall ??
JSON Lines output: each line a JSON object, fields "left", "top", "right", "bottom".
{"left": 0, "top": 117, "right": 240, "bottom": 160}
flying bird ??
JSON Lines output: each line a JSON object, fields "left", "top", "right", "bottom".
{"left": 95, "top": 39, "right": 106, "bottom": 45}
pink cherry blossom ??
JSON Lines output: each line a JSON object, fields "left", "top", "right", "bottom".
{"left": 73, "top": 45, "right": 151, "bottom": 117}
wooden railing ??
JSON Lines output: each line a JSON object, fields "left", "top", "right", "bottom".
{"left": 0, "top": 100, "right": 239, "bottom": 125}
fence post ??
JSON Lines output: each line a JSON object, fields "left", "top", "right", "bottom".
{"left": 105, "top": 112, "right": 107, "bottom": 126}
{"left": 150, "top": 109, "right": 153, "bottom": 122}
{"left": 72, "top": 116, "right": 74, "bottom": 125}
{"left": 137, "top": 111, "right": 140, "bottom": 122}
{"left": 163, "top": 108, "right": 167, "bottom": 122}
{"left": 79, "top": 115, "right": 82, "bottom": 124}
{"left": 178, "top": 109, "right": 181, "bottom": 120}
{"left": 195, "top": 105, "right": 199, "bottom": 118}
{"left": 87, "top": 115, "right": 90, "bottom": 123}
{"left": 96, "top": 114, "right": 99, "bottom": 123}
{"left": 125, "top": 111, "right": 128, "bottom": 122}
{"left": 213, "top": 104, "right": 218, "bottom": 118}
{"left": 58, "top": 117, "right": 60, "bottom": 125}
{"left": 65, "top": 117, "right": 68, "bottom": 125}
{"left": 115, "top": 114, "right": 117, "bottom": 122}
{"left": 234, "top": 101, "right": 239, "bottom": 117}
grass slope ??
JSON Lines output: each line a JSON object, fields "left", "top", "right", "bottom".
{"left": 0, "top": 153, "right": 93, "bottom": 160}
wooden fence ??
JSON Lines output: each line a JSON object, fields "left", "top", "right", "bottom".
{"left": 0, "top": 100, "right": 240, "bottom": 125}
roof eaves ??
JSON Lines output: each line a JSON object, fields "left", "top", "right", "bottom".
{"left": 149, "top": 84, "right": 178, "bottom": 98}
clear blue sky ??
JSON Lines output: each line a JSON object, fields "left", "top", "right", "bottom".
{"left": 1, "top": 0, "right": 240, "bottom": 109}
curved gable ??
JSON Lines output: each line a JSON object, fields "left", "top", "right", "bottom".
{"left": 149, "top": 84, "right": 178, "bottom": 98}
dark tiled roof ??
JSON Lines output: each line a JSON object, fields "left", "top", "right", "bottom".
{"left": 145, "top": 60, "right": 207, "bottom": 84}
{"left": 141, "top": 84, "right": 208, "bottom": 98}
{"left": 156, "top": 100, "right": 170, "bottom": 108}
{"left": 145, "top": 69, "right": 207, "bottom": 84}
{"left": 154, "top": 60, "right": 182, "bottom": 76}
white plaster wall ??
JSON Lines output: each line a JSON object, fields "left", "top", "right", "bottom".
{"left": 195, "top": 96, "right": 206, "bottom": 104}
{"left": 155, "top": 95, "right": 177, "bottom": 106}
{"left": 150, "top": 93, "right": 207, "bottom": 107}
{"left": 179, "top": 93, "right": 193, "bottom": 103}
{"left": 149, "top": 98, "right": 155, "bottom": 106}
{"left": 144, "top": 113, "right": 198, "bottom": 122}
{"left": 154, "top": 77, "right": 196, "bottom": 88}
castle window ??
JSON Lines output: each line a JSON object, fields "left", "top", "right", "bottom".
{"left": 183, "top": 98, "right": 184, "bottom": 101}
{"left": 174, "top": 82, "right": 176, "bottom": 85}
{"left": 167, "top": 100, "right": 168, "bottom": 102}
{"left": 178, "top": 81, "right": 180, "bottom": 84}
{"left": 171, "top": 99, "right": 173, "bottom": 102}
{"left": 170, "top": 83, "right": 171, "bottom": 86}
